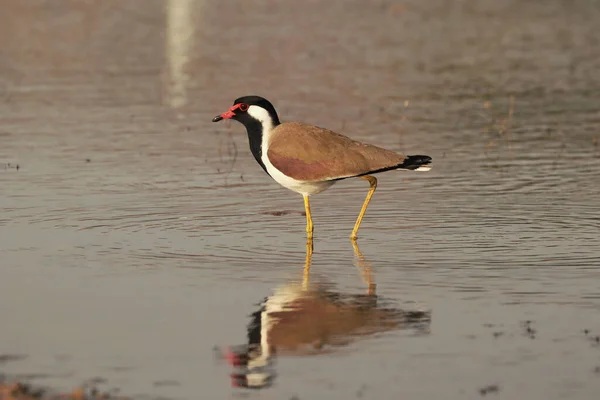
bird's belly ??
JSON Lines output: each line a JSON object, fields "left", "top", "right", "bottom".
{"left": 266, "top": 165, "right": 335, "bottom": 196}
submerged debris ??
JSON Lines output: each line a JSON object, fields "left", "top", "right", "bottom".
{"left": 582, "top": 329, "right": 600, "bottom": 347}
{"left": 2, "top": 163, "right": 20, "bottom": 171}
{"left": 521, "top": 320, "right": 536, "bottom": 339}
{"left": 0, "top": 355, "right": 27, "bottom": 364}
{"left": 479, "top": 384, "right": 500, "bottom": 396}
{"left": 262, "top": 210, "right": 304, "bottom": 216}
{"left": 0, "top": 381, "right": 128, "bottom": 400}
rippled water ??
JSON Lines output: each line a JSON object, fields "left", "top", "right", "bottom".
{"left": 1, "top": 0, "right": 600, "bottom": 399}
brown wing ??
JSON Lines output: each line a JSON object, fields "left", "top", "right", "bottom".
{"left": 267, "top": 122, "right": 407, "bottom": 181}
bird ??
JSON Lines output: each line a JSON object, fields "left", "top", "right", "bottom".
{"left": 212, "top": 95, "right": 432, "bottom": 240}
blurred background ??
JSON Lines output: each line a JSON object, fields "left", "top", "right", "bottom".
{"left": 1, "top": 0, "right": 600, "bottom": 399}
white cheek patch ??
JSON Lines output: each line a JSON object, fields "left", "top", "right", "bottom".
{"left": 247, "top": 105, "right": 274, "bottom": 137}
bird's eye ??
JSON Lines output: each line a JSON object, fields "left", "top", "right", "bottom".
{"left": 238, "top": 103, "right": 249, "bottom": 112}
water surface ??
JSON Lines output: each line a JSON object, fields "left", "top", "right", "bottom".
{"left": 1, "top": 0, "right": 600, "bottom": 399}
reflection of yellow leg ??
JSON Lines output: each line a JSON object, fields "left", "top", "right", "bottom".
{"left": 351, "top": 239, "right": 375, "bottom": 295}
{"left": 302, "top": 238, "right": 314, "bottom": 290}
{"left": 303, "top": 195, "right": 314, "bottom": 239}
{"left": 350, "top": 175, "right": 378, "bottom": 240}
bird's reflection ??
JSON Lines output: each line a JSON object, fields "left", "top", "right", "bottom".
{"left": 224, "top": 240, "right": 431, "bottom": 389}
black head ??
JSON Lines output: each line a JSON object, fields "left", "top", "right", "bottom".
{"left": 212, "top": 95, "right": 281, "bottom": 126}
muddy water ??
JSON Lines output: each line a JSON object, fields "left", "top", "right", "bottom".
{"left": 1, "top": 0, "right": 600, "bottom": 399}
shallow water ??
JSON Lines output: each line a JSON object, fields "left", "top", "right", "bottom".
{"left": 1, "top": 0, "right": 600, "bottom": 399}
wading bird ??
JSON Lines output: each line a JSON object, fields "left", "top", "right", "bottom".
{"left": 212, "top": 96, "right": 431, "bottom": 240}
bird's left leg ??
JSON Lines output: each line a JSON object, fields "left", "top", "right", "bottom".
{"left": 350, "top": 175, "right": 377, "bottom": 240}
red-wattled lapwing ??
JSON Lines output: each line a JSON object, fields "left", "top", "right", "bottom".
{"left": 212, "top": 96, "right": 432, "bottom": 240}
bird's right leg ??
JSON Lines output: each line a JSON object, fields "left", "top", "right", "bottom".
{"left": 303, "top": 195, "right": 314, "bottom": 240}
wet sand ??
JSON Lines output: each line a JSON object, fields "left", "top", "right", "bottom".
{"left": 1, "top": 0, "right": 600, "bottom": 399}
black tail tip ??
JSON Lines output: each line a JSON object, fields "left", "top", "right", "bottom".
{"left": 401, "top": 155, "right": 432, "bottom": 170}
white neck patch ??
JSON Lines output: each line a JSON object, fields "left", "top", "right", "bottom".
{"left": 247, "top": 105, "right": 274, "bottom": 143}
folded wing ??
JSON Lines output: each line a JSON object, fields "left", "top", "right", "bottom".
{"left": 267, "top": 122, "right": 407, "bottom": 182}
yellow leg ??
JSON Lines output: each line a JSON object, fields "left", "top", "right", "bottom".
{"left": 303, "top": 195, "right": 314, "bottom": 240}
{"left": 350, "top": 175, "right": 377, "bottom": 240}
{"left": 302, "top": 238, "right": 313, "bottom": 290}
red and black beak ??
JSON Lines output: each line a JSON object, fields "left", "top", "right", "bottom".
{"left": 212, "top": 104, "right": 242, "bottom": 122}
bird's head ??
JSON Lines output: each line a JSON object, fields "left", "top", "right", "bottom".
{"left": 212, "top": 95, "right": 281, "bottom": 128}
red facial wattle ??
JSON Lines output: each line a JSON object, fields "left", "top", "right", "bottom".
{"left": 212, "top": 103, "right": 248, "bottom": 122}
{"left": 219, "top": 109, "right": 237, "bottom": 119}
